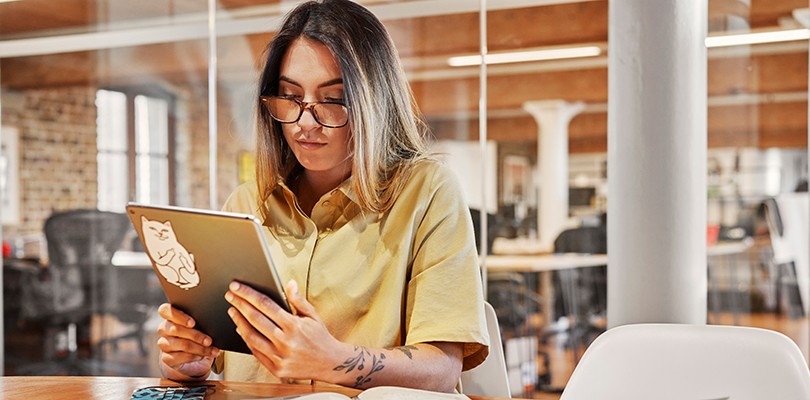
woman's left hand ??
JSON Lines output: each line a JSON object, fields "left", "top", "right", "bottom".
{"left": 224, "top": 279, "right": 349, "bottom": 381}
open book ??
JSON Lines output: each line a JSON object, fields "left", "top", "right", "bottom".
{"left": 254, "top": 386, "right": 471, "bottom": 400}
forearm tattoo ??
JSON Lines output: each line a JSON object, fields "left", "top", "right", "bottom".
{"left": 334, "top": 346, "right": 386, "bottom": 388}
{"left": 333, "top": 345, "right": 422, "bottom": 388}
{"left": 384, "top": 345, "right": 419, "bottom": 360}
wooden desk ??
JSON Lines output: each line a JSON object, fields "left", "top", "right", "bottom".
{"left": 0, "top": 376, "right": 519, "bottom": 400}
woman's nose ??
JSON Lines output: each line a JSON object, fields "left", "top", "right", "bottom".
{"left": 297, "top": 107, "right": 320, "bottom": 129}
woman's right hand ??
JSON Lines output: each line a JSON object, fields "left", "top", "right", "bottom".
{"left": 157, "top": 303, "right": 220, "bottom": 381}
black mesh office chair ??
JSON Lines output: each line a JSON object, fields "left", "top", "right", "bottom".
{"left": 762, "top": 198, "right": 805, "bottom": 318}
{"left": 552, "top": 223, "right": 608, "bottom": 361}
{"left": 17, "top": 209, "right": 130, "bottom": 375}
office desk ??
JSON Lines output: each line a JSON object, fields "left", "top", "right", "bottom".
{"left": 708, "top": 240, "right": 753, "bottom": 257}
{"left": 0, "top": 376, "right": 520, "bottom": 400}
{"left": 486, "top": 242, "right": 753, "bottom": 271}
{"left": 484, "top": 253, "right": 608, "bottom": 367}
{"left": 484, "top": 254, "right": 608, "bottom": 317}
{"left": 485, "top": 254, "right": 608, "bottom": 273}
{"left": 111, "top": 250, "right": 153, "bottom": 269}
{"left": 484, "top": 253, "right": 608, "bottom": 323}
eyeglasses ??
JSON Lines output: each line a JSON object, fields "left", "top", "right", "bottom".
{"left": 260, "top": 96, "right": 349, "bottom": 128}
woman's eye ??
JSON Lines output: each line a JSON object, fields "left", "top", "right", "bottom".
{"left": 325, "top": 97, "right": 345, "bottom": 103}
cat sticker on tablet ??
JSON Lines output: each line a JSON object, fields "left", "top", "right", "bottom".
{"left": 140, "top": 216, "right": 200, "bottom": 289}
{"left": 127, "top": 203, "right": 291, "bottom": 354}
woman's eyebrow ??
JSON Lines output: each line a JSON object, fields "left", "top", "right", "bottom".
{"left": 278, "top": 76, "right": 343, "bottom": 89}
{"left": 279, "top": 76, "right": 301, "bottom": 87}
{"left": 318, "top": 78, "right": 343, "bottom": 88}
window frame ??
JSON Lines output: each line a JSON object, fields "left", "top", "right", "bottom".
{"left": 98, "top": 86, "right": 177, "bottom": 206}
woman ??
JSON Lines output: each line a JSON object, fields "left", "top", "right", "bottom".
{"left": 156, "top": 0, "right": 488, "bottom": 392}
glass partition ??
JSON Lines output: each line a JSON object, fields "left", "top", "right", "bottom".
{"left": 0, "top": 0, "right": 490, "bottom": 380}
{"left": 479, "top": 2, "right": 609, "bottom": 396}
{"left": 705, "top": 0, "right": 810, "bottom": 364}
{"left": 0, "top": 1, "right": 209, "bottom": 376}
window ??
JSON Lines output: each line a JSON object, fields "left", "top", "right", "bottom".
{"left": 96, "top": 89, "right": 173, "bottom": 212}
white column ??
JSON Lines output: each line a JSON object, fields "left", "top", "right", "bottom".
{"left": 523, "top": 100, "right": 584, "bottom": 251}
{"left": 608, "top": 0, "right": 708, "bottom": 327}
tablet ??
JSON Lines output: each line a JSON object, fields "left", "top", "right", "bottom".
{"left": 126, "top": 202, "right": 290, "bottom": 354}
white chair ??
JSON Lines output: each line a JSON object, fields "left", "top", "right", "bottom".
{"left": 561, "top": 323, "right": 810, "bottom": 400}
{"left": 460, "top": 302, "right": 511, "bottom": 398}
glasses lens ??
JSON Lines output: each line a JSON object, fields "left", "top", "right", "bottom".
{"left": 313, "top": 103, "right": 349, "bottom": 127}
{"left": 263, "top": 97, "right": 300, "bottom": 123}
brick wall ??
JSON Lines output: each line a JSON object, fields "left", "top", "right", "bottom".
{"left": 3, "top": 87, "right": 99, "bottom": 238}
{"left": 1, "top": 83, "right": 251, "bottom": 251}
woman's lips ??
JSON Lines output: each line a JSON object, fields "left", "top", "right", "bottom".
{"left": 297, "top": 140, "right": 326, "bottom": 150}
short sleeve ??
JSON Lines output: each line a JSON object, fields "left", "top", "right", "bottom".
{"left": 221, "top": 182, "right": 260, "bottom": 214}
{"left": 403, "top": 163, "right": 490, "bottom": 371}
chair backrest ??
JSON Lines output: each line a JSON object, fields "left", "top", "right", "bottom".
{"left": 20, "top": 209, "right": 130, "bottom": 319}
{"left": 44, "top": 209, "right": 130, "bottom": 310}
{"left": 553, "top": 226, "right": 606, "bottom": 254}
{"left": 460, "top": 302, "right": 511, "bottom": 398}
{"left": 763, "top": 194, "right": 809, "bottom": 313}
{"left": 552, "top": 226, "right": 608, "bottom": 319}
{"left": 561, "top": 323, "right": 810, "bottom": 400}
{"left": 44, "top": 209, "right": 130, "bottom": 269}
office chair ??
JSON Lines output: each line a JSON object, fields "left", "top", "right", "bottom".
{"left": 95, "top": 257, "right": 165, "bottom": 357}
{"left": 17, "top": 209, "right": 130, "bottom": 375}
{"left": 561, "top": 323, "right": 810, "bottom": 400}
{"left": 762, "top": 196, "right": 808, "bottom": 318}
{"left": 460, "top": 302, "right": 512, "bottom": 398}
{"left": 552, "top": 225, "right": 607, "bottom": 360}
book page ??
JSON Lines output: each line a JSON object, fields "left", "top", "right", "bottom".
{"left": 248, "top": 392, "right": 350, "bottom": 400}
{"left": 357, "top": 386, "right": 470, "bottom": 400}
{"left": 248, "top": 386, "right": 470, "bottom": 400}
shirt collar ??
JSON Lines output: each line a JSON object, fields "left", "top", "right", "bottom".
{"left": 334, "top": 177, "right": 360, "bottom": 205}
{"left": 275, "top": 176, "right": 360, "bottom": 206}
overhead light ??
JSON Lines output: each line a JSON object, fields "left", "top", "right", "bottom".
{"left": 448, "top": 45, "right": 602, "bottom": 67}
{"left": 706, "top": 28, "right": 810, "bottom": 48}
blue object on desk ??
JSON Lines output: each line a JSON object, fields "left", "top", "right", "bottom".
{"left": 131, "top": 385, "right": 212, "bottom": 400}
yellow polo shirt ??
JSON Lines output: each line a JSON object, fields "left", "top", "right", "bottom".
{"left": 217, "top": 160, "right": 489, "bottom": 383}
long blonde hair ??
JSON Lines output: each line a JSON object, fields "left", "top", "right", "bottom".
{"left": 255, "top": 0, "right": 430, "bottom": 216}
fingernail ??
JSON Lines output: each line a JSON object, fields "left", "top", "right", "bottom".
{"left": 211, "top": 348, "right": 220, "bottom": 358}
{"left": 225, "top": 292, "right": 234, "bottom": 302}
{"left": 203, "top": 337, "right": 212, "bottom": 346}
{"left": 186, "top": 319, "right": 194, "bottom": 328}
{"left": 229, "top": 281, "right": 240, "bottom": 291}
{"left": 227, "top": 307, "right": 236, "bottom": 318}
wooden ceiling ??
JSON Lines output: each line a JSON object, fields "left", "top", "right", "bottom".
{"left": 1, "top": 0, "right": 808, "bottom": 152}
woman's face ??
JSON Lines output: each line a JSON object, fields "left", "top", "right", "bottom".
{"left": 278, "top": 38, "right": 352, "bottom": 181}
